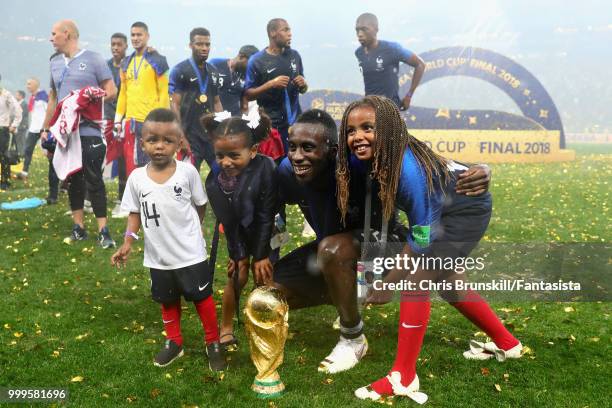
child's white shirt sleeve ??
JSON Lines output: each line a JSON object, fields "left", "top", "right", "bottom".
{"left": 189, "top": 166, "right": 208, "bottom": 206}
{"left": 121, "top": 172, "right": 141, "bottom": 213}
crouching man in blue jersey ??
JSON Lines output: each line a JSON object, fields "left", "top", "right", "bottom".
{"left": 271, "top": 108, "right": 491, "bottom": 375}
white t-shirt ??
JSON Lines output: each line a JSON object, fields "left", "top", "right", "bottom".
{"left": 29, "top": 99, "right": 47, "bottom": 133}
{"left": 121, "top": 160, "right": 208, "bottom": 270}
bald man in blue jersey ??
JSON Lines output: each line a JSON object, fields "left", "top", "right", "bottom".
{"left": 354, "top": 13, "right": 425, "bottom": 110}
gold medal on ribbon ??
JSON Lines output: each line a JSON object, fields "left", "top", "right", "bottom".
{"left": 199, "top": 94, "right": 208, "bottom": 103}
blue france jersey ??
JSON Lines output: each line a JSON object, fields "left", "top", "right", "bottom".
{"left": 209, "top": 58, "right": 245, "bottom": 116}
{"left": 49, "top": 50, "right": 112, "bottom": 136}
{"left": 168, "top": 59, "right": 219, "bottom": 136}
{"left": 244, "top": 48, "right": 304, "bottom": 128}
{"left": 350, "top": 149, "right": 444, "bottom": 253}
{"left": 395, "top": 149, "right": 444, "bottom": 253}
{"left": 276, "top": 158, "right": 343, "bottom": 241}
{"left": 355, "top": 40, "right": 414, "bottom": 107}
{"left": 104, "top": 58, "right": 122, "bottom": 120}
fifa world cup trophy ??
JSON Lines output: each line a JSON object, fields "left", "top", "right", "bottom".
{"left": 244, "top": 286, "right": 289, "bottom": 398}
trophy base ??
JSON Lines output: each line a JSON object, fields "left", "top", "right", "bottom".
{"left": 252, "top": 378, "right": 285, "bottom": 398}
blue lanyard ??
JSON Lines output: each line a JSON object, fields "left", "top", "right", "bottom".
{"left": 57, "top": 49, "right": 85, "bottom": 93}
{"left": 188, "top": 57, "right": 209, "bottom": 95}
{"left": 132, "top": 52, "right": 147, "bottom": 81}
{"left": 284, "top": 89, "right": 297, "bottom": 125}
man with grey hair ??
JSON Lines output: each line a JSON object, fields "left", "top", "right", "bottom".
{"left": 42, "top": 19, "right": 117, "bottom": 247}
{"left": 20, "top": 78, "right": 48, "bottom": 179}
{"left": 0, "top": 74, "right": 23, "bottom": 190}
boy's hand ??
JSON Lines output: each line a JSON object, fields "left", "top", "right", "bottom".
{"left": 456, "top": 164, "right": 491, "bottom": 196}
{"left": 268, "top": 75, "right": 290, "bottom": 89}
{"left": 292, "top": 75, "right": 307, "bottom": 90}
{"left": 227, "top": 258, "right": 249, "bottom": 279}
{"left": 111, "top": 243, "right": 132, "bottom": 268}
{"left": 400, "top": 94, "right": 412, "bottom": 111}
{"left": 252, "top": 257, "right": 273, "bottom": 286}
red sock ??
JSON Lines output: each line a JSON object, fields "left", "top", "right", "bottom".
{"left": 450, "top": 290, "right": 519, "bottom": 350}
{"left": 370, "top": 376, "right": 394, "bottom": 396}
{"left": 194, "top": 296, "right": 220, "bottom": 344}
{"left": 161, "top": 302, "right": 182, "bottom": 346}
{"left": 371, "top": 291, "right": 430, "bottom": 395}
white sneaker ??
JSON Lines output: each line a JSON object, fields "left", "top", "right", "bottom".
{"left": 463, "top": 340, "right": 523, "bottom": 362}
{"left": 318, "top": 335, "right": 368, "bottom": 374}
{"left": 111, "top": 201, "right": 129, "bottom": 218}
{"left": 355, "top": 372, "right": 428, "bottom": 405}
{"left": 301, "top": 219, "right": 316, "bottom": 238}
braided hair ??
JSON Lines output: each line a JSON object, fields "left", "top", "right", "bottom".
{"left": 337, "top": 95, "right": 450, "bottom": 224}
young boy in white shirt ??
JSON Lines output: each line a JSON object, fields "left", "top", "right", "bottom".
{"left": 111, "top": 108, "right": 225, "bottom": 371}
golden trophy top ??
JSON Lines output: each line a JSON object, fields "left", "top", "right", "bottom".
{"left": 244, "top": 286, "right": 289, "bottom": 330}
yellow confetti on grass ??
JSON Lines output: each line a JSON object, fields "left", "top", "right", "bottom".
{"left": 564, "top": 306, "right": 575, "bottom": 312}
{"left": 70, "top": 376, "right": 84, "bottom": 383}
{"left": 494, "top": 384, "right": 502, "bottom": 392}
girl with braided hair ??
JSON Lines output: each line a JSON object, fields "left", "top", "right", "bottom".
{"left": 201, "top": 109, "right": 278, "bottom": 350}
{"left": 336, "top": 96, "right": 521, "bottom": 403}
